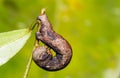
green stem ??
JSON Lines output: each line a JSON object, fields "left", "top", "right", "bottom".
{"left": 23, "top": 19, "right": 40, "bottom": 78}
{"left": 23, "top": 9, "right": 44, "bottom": 78}
{"left": 30, "top": 22, "right": 38, "bottom": 31}
{"left": 23, "top": 55, "right": 32, "bottom": 78}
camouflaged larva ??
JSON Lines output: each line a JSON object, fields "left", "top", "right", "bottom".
{"left": 32, "top": 9, "right": 72, "bottom": 71}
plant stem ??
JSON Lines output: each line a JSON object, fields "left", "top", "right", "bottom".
{"left": 30, "top": 22, "right": 38, "bottom": 31}
{"left": 23, "top": 55, "right": 32, "bottom": 78}
{"left": 23, "top": 8, "right": 45, "bottom": 78}
{"left": 23, "top": 18, "right": 40, "bottom": 78}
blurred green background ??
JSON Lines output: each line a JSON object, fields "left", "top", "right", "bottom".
{"left": 0, "top": 0, "right": 120, "bottom": 78}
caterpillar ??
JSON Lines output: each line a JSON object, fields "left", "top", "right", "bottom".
{"left": 32, "top": 9, "right": 72, "bottom": 71}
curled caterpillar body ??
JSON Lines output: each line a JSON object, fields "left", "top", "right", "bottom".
{"left": 32, "top": 10, "right": 72, "bottom": 71}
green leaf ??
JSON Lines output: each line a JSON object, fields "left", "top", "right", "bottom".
{"left": 0, "top": 28, "right": 31, "bottom": 66}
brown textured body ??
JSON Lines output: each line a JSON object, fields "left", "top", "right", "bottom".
{"left": 32, "top": 12, "right": 72, "bottom": 71}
